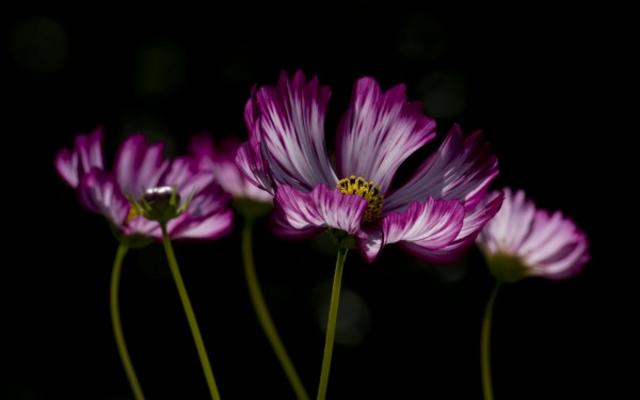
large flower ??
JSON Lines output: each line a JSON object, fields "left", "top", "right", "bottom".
{"left": 55, "top": 129, "right": 233, "bottom": 240}
{"left": 477, "top": 188, "right": 589, "bottom": 281}
{"left": 236, "top": 71, "right": 502, "bottom": 262}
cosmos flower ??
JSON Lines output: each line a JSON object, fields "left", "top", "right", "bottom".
{"left": 55, "top": 129, "right": 233, "bottom": 240}
{"left": 190, "top": 134, "right": 272, "bottom": 203}
{"left": 236, "top": 71, "right": 502, "bottom": 262}
{"left": 477, "top": 188, "right": 589, "bottom": 281}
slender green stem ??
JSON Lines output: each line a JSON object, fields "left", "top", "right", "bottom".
{"left": 481, "top": 283, "right": 500, "bottom": 400}
{"left": 110, "top": 243, "right": 145, "bottom": 400}
{"left": 242, "top": 219, "right": 310, "bottom": 400}
{"left": 160, "top": 225, "right": 221, "bottom": 400}
{"left": 316, "top": 248, "right": 349, "bottom": 400}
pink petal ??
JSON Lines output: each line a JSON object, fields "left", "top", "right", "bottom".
{"left": 356, "top": 227, "right": 383, "bottom": 262}
{"left": 114, "top": 134, "right": 169, "bottom": 198}
{"left": 272, "top": 184, "right": 367, "bottom": 238}
{"left": 256, "top": 71, "right": 337, "bottom": 190}
{"left": 385, "top": 124, "right": 498, "bottom": 213}
{"left": 336, "top": 77, "right": 436, "bottom": 192}
{"left": 55, "top": 148, "right": 79, "bottom": 187}
{"left": 55, "top": 127, "right": 104, "bottom": 188}
{"left": 383, "top": 197, "right": 465, "bottom": 251}
{"left": 420, "top": 190, "right": 503, "bottom": 263}
{"left": 78, "top": 168, "right": 129, "bottom": 226}
{"left": 75, "top": 127, "right": 104, "bottom": 173}
{"left": 167, "top": 210, "right": 233, "bottom": 240}
{"left": 236, "top": 138, "right": 276, "bottom": 195}
{"left": 162, "top": 157, "right": 216, "bottom": 200}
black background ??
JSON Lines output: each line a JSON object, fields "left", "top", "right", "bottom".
{"left": 2, "top": 5, "right": 629, "bottom": 399}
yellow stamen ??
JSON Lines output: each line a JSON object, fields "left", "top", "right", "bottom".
{"left": 337, "top": 175, "right": 384, "bottom": 222}
{"left": 127, "top": 205, "right": 141, "bottom": 223}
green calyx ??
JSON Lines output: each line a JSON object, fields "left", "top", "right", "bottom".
{"left": 232, "top": 198, "right": 273, "bottom": 220}
{"left": 327, "top": 228, "right": 357, "bottom": 250}
{"left": 110, "top": 223, "right": 153, "bottom": 249}
{"left": 486, "top": 252, "right": 529, "bottom": 283}
{"left": 129, "top": 186, "right": 191, "bottom": 225}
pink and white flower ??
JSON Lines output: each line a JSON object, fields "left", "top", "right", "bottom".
{"left": 190, "top": 134, "right": 272, "bottom": 204}
{"left": 237, "top": 71, "right": 502, "bottom": 262}
{"left": 477, "top": 188, "right": 589, "bottom": 280}
{"left": 56, "top": 129, "right": 232, "bottom": 241}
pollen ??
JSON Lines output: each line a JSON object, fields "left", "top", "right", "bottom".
{"left": 337, "top": 175, "right": 384, "bottom": 222}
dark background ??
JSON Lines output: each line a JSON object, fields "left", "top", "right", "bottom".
{"left": 2, "top": 5, "right": 629, "bottom": 399}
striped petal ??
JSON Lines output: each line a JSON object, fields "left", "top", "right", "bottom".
{"left": 416, "top": 190, "right": 503, "bottom": 263}
{"left": 385, "top": 124, "right": 498, "bottom": 213}
{"left": 167, "top": 210, "right": 233, "bottom": 240}
{"left": 55, "top": 127, "right": 104, "bottom": 187}
{"left": 162, "top": 156, "right": 216, "bottom": 201}
{"left": 256, "top": 71, "right": 337, "bottom": 190}
{"left": 383, "top": 198, "right": 464, "bottom": 246}
{"left": 236, "top": 88, "right": 277, "bottom": 194}
{"left": 382, "top": 198, "right": 465, "bottom": 262}
{"left": 236, "top": 137, "right": 275, "bottom": 195}
{"left": 55, "top": 148, "right": 79, "bottom": 187}
{"left": 114, "top": 134, "right": 169, "bottom": 199}
{"left": 336, "top": 77, "right": 436, "bottom": 193}
{"left": 356, "top": 227, "right": 383, "bottom": 263}
{"left": 272, "top": 184, "right": 367, "bottom": 238}
{"left": 521, "top": 210, "right": 589, "bottom": 279}
{"left": 77, "top": 168, "right": 129, "bottom": 226}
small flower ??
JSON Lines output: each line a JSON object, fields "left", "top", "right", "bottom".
{"left": 190, "top": 134, "right": 273, "bottom": 220}
{"left": 477, "top": 188, "right": 589, "bottom": 281}
{"left": 236, "top": 71, "right": 502, "bottom": 262}
{"left": 56, "top": 131, "right": 233, "bottom": 242}
{"left": 190, "top": 134, "right": 273, "bottom": 203}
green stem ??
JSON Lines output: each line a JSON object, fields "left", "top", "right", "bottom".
{"left": 110, "top": 243, "right": 145, "bottom": 400}
{"left": 316, "top": 248, "right": 349, "bottom": 400}
{"left": 160, "top": 225, "right": 221, "bottom": 400}
{"left": 242, "top": 219, "right": 310, "bottom": 400}
{"left": 481, "top": 283, "right": 500, "bottom": 400}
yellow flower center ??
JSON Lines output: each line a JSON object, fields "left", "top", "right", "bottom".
{"left": 337, "top": 175, "right": 384, "bottom": 222}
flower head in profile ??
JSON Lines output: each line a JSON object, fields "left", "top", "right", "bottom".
{"left": 190, "top": 134, "right": 273, "bottom": 219}
{"left": 55, "top": 128, "right": 233, "bottom": 242}
{"left": 236, "top": 71, "right": 502, "bottom": 262}
{"left": 191, "top": 135, "right": 273, "bottom": 200}
{"left": 477, "top": 188, "right": 589, "bottom": 281}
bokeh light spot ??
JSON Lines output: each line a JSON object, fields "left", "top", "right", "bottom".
{"left": 9, "top": 16, "right": 68, "bottom": 74}
{"left": 315, "top": 283, "right": 372, "bottom": 347}
{"left": 396, "top": 15, "right": 447, "bottom": 62}
{"left": 134, "top": 42, "right": 187, "bottom": 97}
{"left": 420, "top": 70, "right": 468, "bottom": 119}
